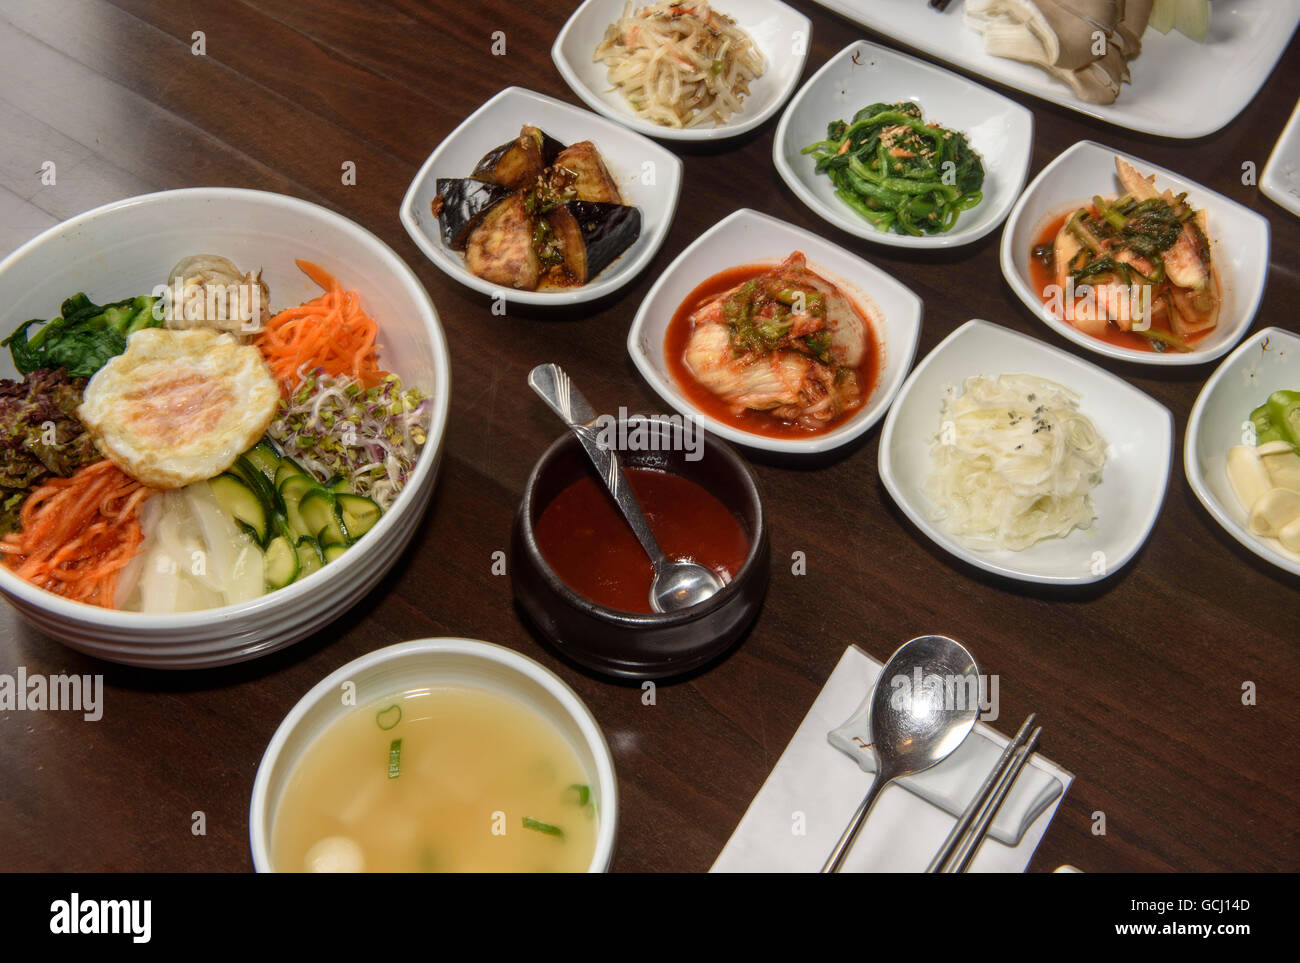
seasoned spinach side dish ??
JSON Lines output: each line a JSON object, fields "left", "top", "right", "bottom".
{"left": 801, "top": 102, "right": 985, "bottom": 236}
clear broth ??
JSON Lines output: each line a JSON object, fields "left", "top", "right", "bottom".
{"left": 271, "top": 685, "right": 598, "bottom": 873}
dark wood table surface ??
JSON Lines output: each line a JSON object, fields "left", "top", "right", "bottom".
{"left": 1, "top": 0, "right": 1297, "bottom": 874}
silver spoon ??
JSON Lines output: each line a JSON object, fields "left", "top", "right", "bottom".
{"left": 528, "top": 363, "right": 724, "bottom": 613}
{"left": 822, "top": 635, "right": 980, "bottom": 873}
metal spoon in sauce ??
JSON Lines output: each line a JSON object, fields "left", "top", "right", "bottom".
{"left": 528, "top": 363, "right": 724, "bottom": 613}
{"left": 821, "top": 634, "right": 980, "bottom": 873}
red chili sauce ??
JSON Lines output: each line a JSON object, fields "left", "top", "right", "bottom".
{"left": 533, "top": 467, "right": 749, "bottom": 614}
{"left": 664, "top": 264, "right": 882, "bottom": 439}
{"left": 1029, "top": 211, "right": 1217, "bottom": 354}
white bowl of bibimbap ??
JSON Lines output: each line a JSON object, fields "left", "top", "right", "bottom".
{"left": 0, "top": 189, "right": 451, "bottom": 668}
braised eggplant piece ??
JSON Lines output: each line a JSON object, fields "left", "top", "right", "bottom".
{"left": 444, "top": 126, "right": 639, "bottom": 291}
{"left": 431, "top": 178, "right": 512, "bottom": 251}
{"left": 471, "top": 125, "right": 566, "bottom": 190}
{"left": 464, "top": 192, "right": 541, "bottom": 289}
{"left": 549, "top": 142, "right": 623, "bottom": 204}
{"left": 544, "top": 202, "right": 641, "bottom": 285}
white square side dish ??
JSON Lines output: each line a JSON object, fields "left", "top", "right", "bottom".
{"left": 1262, "top": 95, "right": 1300, "bottom": 220}
{"left": 552, "top": 0, "right": 810, "bottom": 142}
{"left": 627, "top": 208, "right": 922, "bottom": 454}
{"left": 1185, "top": 327, "right": 1300, "bottom": 578}
{"left": 400, "top": 86, "right": 682, "bottom": 306}
{"left": 773, "top": 40, "right": 1033, "bottom": 249}
{"left": 878, "top": 319, "right": 1172, "bottom": 585}
{"left": 1000, "top": 140, "right": 1270, "bottom": 367}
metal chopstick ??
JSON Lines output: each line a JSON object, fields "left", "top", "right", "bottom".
{"left": 944, "top": 726, "right": 1042, "bottom": 873}
{"left": 926, "top": 714, "right": 1037, "bottom": 873}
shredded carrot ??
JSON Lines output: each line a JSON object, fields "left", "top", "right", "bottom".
{"left": 0, "top": 460, "right": 156, "bottom": 609}
{"left": 255, "top": 258, "right": 389, "bottom": 393}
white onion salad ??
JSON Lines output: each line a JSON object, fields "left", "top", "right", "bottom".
{"left": 925, "top": 374, "right": 1107, "bottom": 551}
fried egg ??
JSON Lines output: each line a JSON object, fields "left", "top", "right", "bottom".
{"left": 79, "top": 328, "right": 280, "bottom": 489}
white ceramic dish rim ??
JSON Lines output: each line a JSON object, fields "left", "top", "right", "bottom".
{"left": 772, "top": 39, "right": 1034, "bottom": 249}
{"left": 878, "top": 318, "right": 1173, "bottom": 585}
{"left": 1184, "top": 326, "right": 1300, "bottom": 578}
{"left": 1000, "top": 140, "right": 1270, "bottom": 367}
{"left": 1261, "top": 95, "right": 1300, "bottom": 220}
{"left": 400, "top": 86, "right": 682, "bottom": 305}
{"left": 247, "top": 637, "right": 619, "bottom": 873}
{"left": 551, "top": 0, "right": 811, "bottom": 142}
{"left": 626, "top": 207, "right": 923, "bottom": 454}
{"left": 0, "top": 187, "right": 453, "bottom": 629}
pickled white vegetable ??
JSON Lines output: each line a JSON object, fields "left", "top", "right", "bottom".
{"left": 1226, "top": 445, "right": 1273, "bottom": 513}
{"left": 1227, "top": 433, "right": 1300, "bottom": 561}
{"left": 926, "top": 374, "right": 1107, "bottom": 551}
{"left": 120, "top": 486, "right": 265, "bottom": 612}
{"left": 1279, "top": 517, "right": 1300, "bottom": 554}
{"left": 1248, "top": 488, "right": 1300, "bottom": 539}
{"left": 1258, "top": 442, "right": 1300, "bottom": 493}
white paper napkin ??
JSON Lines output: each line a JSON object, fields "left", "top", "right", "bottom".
{"left": 712, "top": 645, "right": 1073, "bottom": 873}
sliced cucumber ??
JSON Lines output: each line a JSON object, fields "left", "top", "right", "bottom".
{"left": 295, "top": 536, "right": 324, "bottom": 578}
{"left": 235, "top": 455, "right": 285, "bottom": 519}
{"left": 325, "top": 475, "right": 350, "bottom": 494}
{"left": 209, "top": 473, "right": 268, "bottom": 545}
{"left": 300, "top": 489, "right": 349, "bottom": 547}
{"left": 278, "top": 474, "right": 319, "bottom": 497}
{"left": 279, "top": 474, "right": 323, "bottom": 540}
{"left": 244, "top": 440, "right": 283, "bottom": 483}
{"left": 336, "top": 493, "right": 381, "bottom": 539}
{"left": 225, "top": 457, "right": 257, "bottom": 488}
{"left": 264, "top": 534, "right": 299, "bottom": 589}
{"left": 275, "top": 458, "right": 308, "bottom": 488}
{"left": 323, "top": 543, "right": 348, "bottom": 563}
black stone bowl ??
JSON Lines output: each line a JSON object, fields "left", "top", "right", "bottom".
{"left": 511, "top": 416, "right": 769, "bottom": 680}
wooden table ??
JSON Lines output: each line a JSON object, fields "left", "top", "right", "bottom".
{"left": 1, "top": 0, "right": 1297, "bottom": 873}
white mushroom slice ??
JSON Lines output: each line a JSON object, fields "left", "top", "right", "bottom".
{"left": 1117, "top": 0, "right": 1154, "bottom": 55}
{"left": 168, "top": 253, "right": 246, "bottom": 289}
{"left": 1036, "top": 0, "right": 1121, "bottom": 71}
{"left": 165, "top": 253, "right": 270, "bottom": 334}
{"left": 1247, "top": 487, "right": 1300, "bottom": 538}
{"left": 965, "top": 0, "right": 1145, "bottom": 105}
{"left": 1226, "top": 445, "right": 1273, "bottom": 512}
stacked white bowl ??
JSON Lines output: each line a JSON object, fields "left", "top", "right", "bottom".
{"left": 0, "top": 189, "right": 451, "bottom": 668}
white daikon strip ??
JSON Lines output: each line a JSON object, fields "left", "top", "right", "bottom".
{"left": 185, "top": 481, "right": 238, "bottom": 585}
{"left": 184, "top": 481, "right": 264, "bottom": 604}
{"left": 227, "top": 542, "right": 265, "bottom": 604}
{"left": 124, "top": 484, "right": 266, "bottom": 612}
{"left": 112, "top": 550, "right": 147, "bottom": 610}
